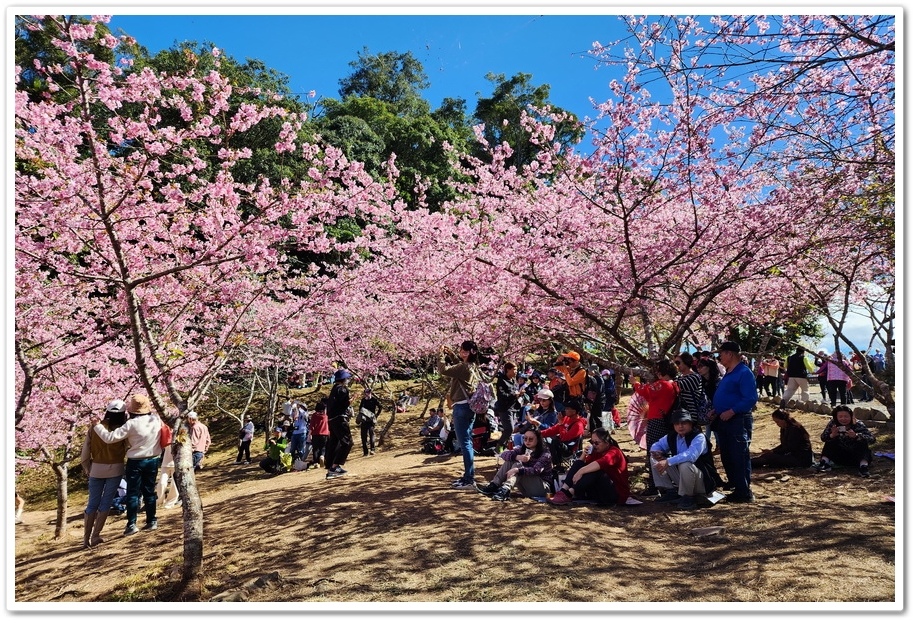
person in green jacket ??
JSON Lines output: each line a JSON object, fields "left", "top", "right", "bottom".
{"left": 260, "top": 427, "right": 289, "bottom": 474}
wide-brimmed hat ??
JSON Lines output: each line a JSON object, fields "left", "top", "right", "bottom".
{"left": 125, "top": 394, "right": 151, "bottom": 415}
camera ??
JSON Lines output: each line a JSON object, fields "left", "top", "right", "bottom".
{"left": 837, "top": 426, "right": 847, "bottom": 433}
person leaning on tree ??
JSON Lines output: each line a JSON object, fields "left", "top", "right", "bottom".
{"left": 89, "top": 393, "right": 162, "bottom": 535}
{"left": 709, "top": 341, "right": 758, "bottom": 504}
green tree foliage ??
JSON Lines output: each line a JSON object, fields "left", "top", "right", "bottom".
{"left": 314, "top": 49, "right": 476, "bottom": 210}
{"left": 338, "top": 47, "right": 430, "bottom": 116}
{"left": 473, "top": 72, "right": 584, "bottom": 170}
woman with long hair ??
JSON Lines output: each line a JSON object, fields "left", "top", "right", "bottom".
{"left": 477, "top": 428, "right": 553, "bottom": 501}
{"left": 438, "top": 339, "right": 484, "bottom": 490}
{"left": 548, "top": 427, "right": 630, "bottom": 506}
{"left": 751, "top": 409, "right": 814, "bottom": 468}
{"left": 80, "top": 400, "right": 128, "bottom": 548}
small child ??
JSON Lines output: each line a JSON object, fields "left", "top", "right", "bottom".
{"left": 309, "top": 401, "right": 329, "bottom": 469}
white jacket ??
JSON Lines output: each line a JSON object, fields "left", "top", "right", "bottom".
{"left": 93, "top": 413, "right": 162, "bottom": 459}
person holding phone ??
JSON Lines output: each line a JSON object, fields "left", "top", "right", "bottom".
{"left": 814, "top": 405, "right": 876, "bottom": 477}
{"left": 477, "top": 428, "right": 552, "bottom": 501}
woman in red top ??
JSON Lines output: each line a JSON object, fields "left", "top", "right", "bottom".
{"left": 541, "top": 398, "right": 588, "bottom": 467}
{"left": 548, "top": 427, "right": 629, "bottom": 506}
{"left": 633, "top": 358, "right": 679, "bottom": 496}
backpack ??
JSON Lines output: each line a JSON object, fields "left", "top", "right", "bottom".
{"left": 584, "top": 374, "right": 603, "bottom": 404}
{"left": 666, "top": 430, "right": 717, "bottom": 494}
{"left": 662, "top": 384, "right": 683, "bottom": 427}
{"left": 466, "top": 368, "right": 494, "bottom": 414}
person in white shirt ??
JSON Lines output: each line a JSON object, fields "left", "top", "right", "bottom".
{"left": 90, "top": 394, "right": 162, "bottom": 535}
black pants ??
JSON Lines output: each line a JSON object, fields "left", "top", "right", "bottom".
{"left": 325, "top": 417, "right": 353, "bottom": 468}
{"left": 562, "top": 460, "right": 618, "bottom": 506}
{"left": 360, "top": 421, "right": 376, "bottom": 454}
{"left": 821, "top": 438, "right": 872, "bottom": 467}
{"left": 826, "top": 380, "right": 848, "bottom": 406}
{"left": 548, "top": 437, "right": 576, "bottom": 467}
{"left": 235, "top": 440, "right": 251, "bottom": 462}
{"left": 495, "top": 409, "right": 514, "bottom": 448}
{"left": 311, "top": 434, "right": 328, "bottom": 464}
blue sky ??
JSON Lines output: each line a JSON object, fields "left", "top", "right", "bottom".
{"left": 105, "top": 13, "right": 630, "bottom": 125}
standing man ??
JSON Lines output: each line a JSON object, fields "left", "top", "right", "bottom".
{"left": 761, "top": 354, "right": 781, "bottom": 398}
{"left": 289, "top": 402, "right": 309, "bottom": 461}
{"left": 90, "top": 394, "right": 162, "bottom": 534}
{"left": 711, "top": 341, "right": 758, "bottom": 504}
{"left": 493, "top": 362, "right": 522, "bottom": 451}
{"left": 780, "top": 346, "right": 812, "bottom": 408}
{"left": 187, "top": 412, "right": 211, "bottom": 471}
{"left": 325, "top": 369, "right": 354, "bottom": 479}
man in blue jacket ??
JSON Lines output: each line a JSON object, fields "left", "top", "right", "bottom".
{"left": 711, "top": 341, "right": 758, "bottom": 503}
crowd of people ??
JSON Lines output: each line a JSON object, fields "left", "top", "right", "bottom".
{"left": 426, "top": 339, "right": 879, "bottom": 510}
{"left": 51, "top": 339, "right": 884, "bottom": 547}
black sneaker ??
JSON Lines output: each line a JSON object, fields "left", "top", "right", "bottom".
{"left": 142, "top": 519, "right": 158, "bottom": 531}
{"left": 725, "top": 492, "right": 756, "bottom": 504}
{"left": 814, "top": 461, "right": 832, "bottom": 472}
{"left": 477, "top": 482, "right": 501, "bottom": 495}
{"left": 656, "top": 489, "right": 681, "bottom": 503}
{"left": 491, "top": 486, "right": 511, "bottom": 502}
{"left": 859, "top": 465, "right": 871, "bottom": 478}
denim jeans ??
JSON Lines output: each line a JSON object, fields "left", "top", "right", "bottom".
{"left": 85, "top": 475, "right": 122, "bottom": 514}
{"left": 717, "top": 413, "right": 753, "bottom": 498}
{"left": 451, "top": 402, "right": 475, "bottom": 481}
{"left": 124, "top": 456, "right": 159, "bottom": 526}
{"left": 290, "top": 433, "right": 307, "bottom": 460}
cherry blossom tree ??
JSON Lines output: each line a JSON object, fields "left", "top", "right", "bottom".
{"left": 15, "top": 15, "right": 400, "bottom": 597}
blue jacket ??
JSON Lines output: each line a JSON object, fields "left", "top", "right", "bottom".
{"left": 712, "top": 362, "right": 758, "bottom": 414}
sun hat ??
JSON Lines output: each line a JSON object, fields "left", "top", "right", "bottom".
{"left": 334, "top": 369, "right": 352, "bottom": 382}
{"left": 187, "top": 411, "right": 198, "bottom": 420}
{"left": 125, "top": 394, "right": 152, "bottom": 415}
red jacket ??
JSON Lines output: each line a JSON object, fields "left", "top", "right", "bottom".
{"left": 309, "top": 411, "right": 329, "bottom": 436}
{"left": 542, "top": 414, "right": 586, "bottom": 443}
{"left": 586, "top": 446, "right": 630, "bottom": 503}
{"left": 634, "top": 379, "right": 678, "bottom": 421}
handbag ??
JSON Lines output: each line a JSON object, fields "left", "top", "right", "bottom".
{"left": 238, "top": 429, "right": 246, "bottom": 440}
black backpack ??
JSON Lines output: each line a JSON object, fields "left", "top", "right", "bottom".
{"left": 665, "top": 429, "right": 717, "bottom": 494}
{"left": 584, "top": 373, "right": 603, "bottom": 404}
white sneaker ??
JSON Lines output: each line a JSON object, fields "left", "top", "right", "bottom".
{"left": 451, "top": 478, "right": 477, "bottom": 490}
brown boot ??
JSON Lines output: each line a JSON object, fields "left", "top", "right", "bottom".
{"left": 89, "top": 510, "right": 109, "bottom": 547}
{"left": 83, "top": 511, "right": 97, "bottom": 549}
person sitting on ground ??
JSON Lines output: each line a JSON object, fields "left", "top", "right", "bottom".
{"left": 477, "top": 428, "right": 553, "bottom": 501}
{"left": 260, "top": 427, "right": 290, "bottom": 474}
{"left": 649, "top": 409, "right": 716, "bottom": 511}
{"left": 548, "top": 427, "right": 630, "bottom": 506}
{"left": 751, "top": 409, "right": 814, "bottom": 469}
{"left": 512, "top": 388, "right": 559, "bottom": 448}
{"left": 815, "top": 405, "right": 876, "bottom": 477}
{"left": 420, "top": 407, "right": 444, "bottom": 437}
{"left": 541, "top": 398, "right": 588, "bottom": 468}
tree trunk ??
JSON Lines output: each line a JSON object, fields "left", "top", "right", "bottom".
{"left": 377, "top": 402, "right": 397, "bottom": 446}
{"left": 170, "top": 422, "right": 204, "bottom": 600}
{"left": 52, "top": 462, "right": 68, "bottom": 539}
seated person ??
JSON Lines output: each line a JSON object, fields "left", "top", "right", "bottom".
{"left": 512, "top": 389, "right": 559, "bottom": 448}
{"left": 541, "top": 398, "right": 587, "bottom": 468}
{"left": 259, "top": 427, "right": 290, "bottom": 474}
{"left": 649, "top": 409, "right": 717, "bottom": 511}
{"left": 420, "top": 408, "right": 444, "bottom": 437}
{"left": 548, "top": 428, "right": 629, "bottom": 506}
{"left": 751, "top": 409, "right": 814, "bottom": 469}
{"left": 815, "top": 405, "right": 876, "bottom": 477}
{"left": 478, "top": 428, "right": 553, "bottom": 501}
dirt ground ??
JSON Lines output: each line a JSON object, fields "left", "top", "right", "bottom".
{"left": 13, "top": 392, "right": 898, "bottom": 608}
